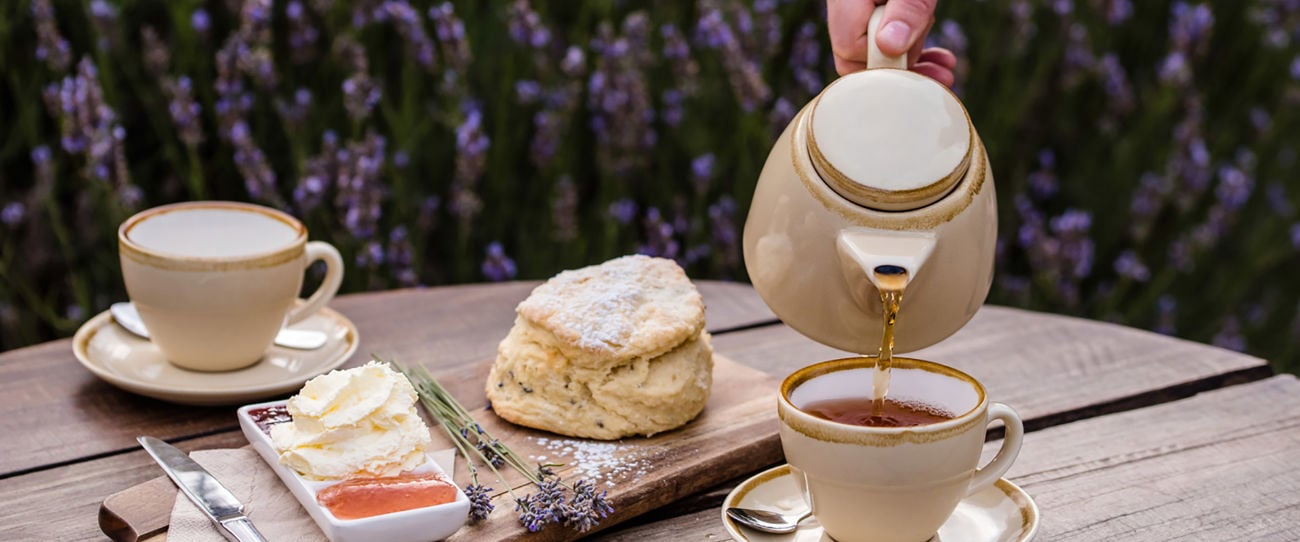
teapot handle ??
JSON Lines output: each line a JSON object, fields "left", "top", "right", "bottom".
{"left": 866, "top": 4, "right": 908, "bottom": 70}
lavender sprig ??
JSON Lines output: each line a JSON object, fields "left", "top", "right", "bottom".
{"left": 395, "top": 362, "right": 616, "bottom": 533}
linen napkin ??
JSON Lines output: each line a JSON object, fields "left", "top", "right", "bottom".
{"left": 168, "top": 446, "right": 456, "bottom": 542}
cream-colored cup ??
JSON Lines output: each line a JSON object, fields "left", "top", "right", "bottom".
{"left": 778, "top": 357, "right": 1023, "bottom": 542}
{"left": 118, "top": 201, "right": 344, "bottom": 372}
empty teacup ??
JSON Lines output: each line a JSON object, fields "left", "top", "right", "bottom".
{"left": 778, "top": 356, "right": 1023, "bottom": 542}
{"left": 118, "top": 201, "right": 343, "bottom": 371}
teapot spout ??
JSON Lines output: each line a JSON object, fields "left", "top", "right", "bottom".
{"left": 836, "top": 229, "right": 938, "bottom": 302}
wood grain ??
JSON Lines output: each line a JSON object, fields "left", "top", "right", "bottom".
{"left": 0, "top": 280, "right": 774, "bottom": 477}
{"left": 714, "top": 305, "right": 1271, "bottom": 422}
{"left": 990, "top": 374, "right": 1300, "bottom": 541}
{"left": 87, "top": 356, "right": 781, "bottom": 542}
{"left": 604, "top": 376, "right": 1300, "bottom": 541}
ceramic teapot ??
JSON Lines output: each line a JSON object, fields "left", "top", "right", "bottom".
{"left": 743, "top": 8, "right": 996, "bottom": 355}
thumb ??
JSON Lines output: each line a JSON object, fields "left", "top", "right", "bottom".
{"left": 876, "top": 0, "right": 936, "bottom": 57}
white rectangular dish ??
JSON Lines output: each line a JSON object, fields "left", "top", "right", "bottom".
{"left": 237, "top": 400, "right": 470, "bottom": 542}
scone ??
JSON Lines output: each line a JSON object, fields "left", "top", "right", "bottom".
{"left": 485, "top": 255, "right": 713, "bottom": 439}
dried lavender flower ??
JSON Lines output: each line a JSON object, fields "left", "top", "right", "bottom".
{"left": 464, "top": 484, "right": 494, "bottom": 522}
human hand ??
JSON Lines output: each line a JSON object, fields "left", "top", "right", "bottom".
{"left": 827, "top": 0, "right": 956, "bottom": 88}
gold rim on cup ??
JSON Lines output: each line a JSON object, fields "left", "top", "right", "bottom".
{"left": 778, "top": 356, "right": 987, "bottom": 446}
{"left": 118, "top": 201, "right": 309, "bottom": 272}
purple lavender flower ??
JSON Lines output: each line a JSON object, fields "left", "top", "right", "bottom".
{"left": 1104, "top": 0, "right": 1133, "bottom": 25}
{"left": 88, "top": 0, "right": 120, "bottom": 52}
{"left": 450, "top": 102, "right": 489, "bottom": 226}
{"left": 1, "top": 202, "right": 26, "bottom": 227}
{"left": 1098, "top": 54, "right": 1134, "bottom": 114}
{"left": 608, "top": 199, "right": 638, "bottom": 225}
{"left": 508, "top": 0, "right": 551, "bottom": 49}
{"left": 695, "top": 4, "right": 771, "bottom": 111}
{"left": 769, "top": 96, "right": 796, "bottom": 135}
{"left": 1027, "top": 150, "right": 1059, "bottom": 200}
{"left": 662, "top": 89, "right": 685, "bottom": 127}
{"left": 709, "top": 196, "right": 741, "bottom": 274}
{"left": 661, "top": 23, "right": 700, "bottom": 94}
{"left": 1169, "top": 1, "right": 1215, "bottom": 52}
{"left": 515, "top": 80, "right": 543, "bottom": 104}
{"left": 191, "top": 8, "right": 211, "bottom": 35}
{"left": 1053, "top": 0, "right": 1073, "bottom": 16}
{"left": 1113, "top": 250, "right": 1150, "bottom": 282}
{"left": 638, "top": 208, "right": 680, "bottom": 259}
{"left": 166, "top": 76, "right": 205, "bottom": 147}
{"left": 588, "top": 14, "right": 657, "bottom": 176}
{"left": 1214, "top": 165, "right": 1254, "bottom": 211}
{"left": 1155, "top": 295, "right": 1177, "bottom": 335}
{"left": 42, "top": 59, "right": 132, "bottom": 192}
{"left": 1062, "top": 24, "right": 1096, "bottom": 87}
{"left": 560, "top": 46, "right": 586, "bottom": 77}
{"left": 285, "top": 0, "right": 321, "bottom": 63}
{"left": 691, "top": 153, "right": 715, "bottom": 195}
{"left": 429, "top": 2, "right": 472, "bottom": 92}
{"left": 276, "top": 87, "right": 312, "bottom": 130}
{"left": 342, "top": 74, "right": 382, "bottom": 121}
{"left": 1158, "top": 51, "right": 1191, "bottom": 86}
{"left": 482, "top": 242, "right": 518, "bottom": 282}
{"left": 791, "top": 22, "right": 823, "bottom": 96}
{"left": 377, "top": 0, "right": 436, "bottom": 70}
{"left": 465, "top": 484, "right": 494, "bottom": 522}
{"left": 1291, "top": 56, "right": 1300, "bottom": 80}
{"left": 1212, "top": 316, "right": 1246, "bottom": 352}
{"left": 32, "top": 0, "right": 71, "bottom": 71}
{"left": 1291, "top": 223, "right": 1300, "bottom": 249}
{"left": 140, "top": 27, "right": 171, "bottom": 77}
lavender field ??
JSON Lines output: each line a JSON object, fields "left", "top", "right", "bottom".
{"left": 1, "top": 0, "right": 1298, "bottom": 373}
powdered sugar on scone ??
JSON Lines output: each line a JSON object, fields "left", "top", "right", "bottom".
{"left": 516, "top": 255, "right": 704, "bottom": 361}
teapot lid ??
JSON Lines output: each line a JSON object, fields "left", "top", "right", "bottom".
{"left": 806, "top": 59, "right": 972, "bottom": 212}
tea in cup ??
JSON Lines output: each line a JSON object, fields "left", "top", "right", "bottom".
{"left": 778, "top": 356, "right": 1023, "bottom": 542}
{"left": 118, "top": 201, "right": 344, "bottom": 371}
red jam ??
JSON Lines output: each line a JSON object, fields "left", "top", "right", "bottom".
{"left": 247, "top": 405, "right": 292, "bottom": 436}
{"left": 317, "top": 473, "right": 458, "bottom": 520}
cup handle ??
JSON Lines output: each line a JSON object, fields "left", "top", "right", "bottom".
{"left": 967, "top": 402, "right": 1024, "bottom": 496}
{"left": 285, "top": 241, "right": 344, "bottom": 325}
{"left": 866, "top": 4, "right": 908, "bottom": 70}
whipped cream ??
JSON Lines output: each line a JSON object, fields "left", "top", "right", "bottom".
{"left": 270, "top": 361, "right": 433, "bottom": 480}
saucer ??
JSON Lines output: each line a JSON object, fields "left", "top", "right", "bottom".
{"left": 721, "top": 464, "right": 1038, "bottom": 542}
{"left": 73, "top": 306, "right": 358, "bottom": 406}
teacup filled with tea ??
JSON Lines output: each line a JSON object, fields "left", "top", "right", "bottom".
{"left": 778, "top": 356, "right": 1023, "bottom": 542}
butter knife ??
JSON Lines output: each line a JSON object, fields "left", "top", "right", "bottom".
{"left": 137, "top": 436, "right": 268, "bottom": 542}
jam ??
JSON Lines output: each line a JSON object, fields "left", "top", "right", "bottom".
{"left": 247, "top": 404, "right": 292, "bottom": 436}
{"left": 317, "top": 473, "right": 459, "bottom": 520}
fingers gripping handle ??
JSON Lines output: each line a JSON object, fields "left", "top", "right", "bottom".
{"left": 967, "top": 402, "right": 1024, "bottom": 495}
{"left": 866, "top": 4, "right": 907, "bottom": 70}
{"left": 286, "top": 241, "right": 343, "bottom": 325}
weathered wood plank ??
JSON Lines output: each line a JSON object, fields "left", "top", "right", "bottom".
{"left": 0, "top": 281, "right": 774, "bottom": 477}
{"left": 0, "top": 431, "right": 248, "bottom": 542}
{"left": 602, "top": 376, "right": 1300, "bottom": 541}
{"left": 713, "top": 305, "right": 1271, "bottom": 424}
{"left": 990, "top": 374, "right": 1300, "bottom": 541}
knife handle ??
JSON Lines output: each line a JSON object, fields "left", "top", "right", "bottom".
{"left": 218, "top": 516, "right": 268, "bottom": 542}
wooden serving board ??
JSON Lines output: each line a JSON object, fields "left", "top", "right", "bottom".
{"left": 99, "top": 355, "right": 782, "bottom": 541}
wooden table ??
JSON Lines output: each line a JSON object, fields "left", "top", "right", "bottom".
{"left": 1, "top": 281, "right": 1297, "bottom": 540}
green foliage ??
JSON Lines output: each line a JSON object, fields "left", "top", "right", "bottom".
{"left": 0, "top": 0, "right": 1297, "bottom": 374}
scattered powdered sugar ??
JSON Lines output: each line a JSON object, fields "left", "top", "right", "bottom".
{"left": 530, "top": 436, "right": 652, "bottom": 488}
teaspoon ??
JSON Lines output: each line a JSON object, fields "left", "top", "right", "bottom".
{"left": 110, "top": 302, "right": 328, "bottom": 350}
{"left": 727, "top": 506, "right": 812, "bottom": 534}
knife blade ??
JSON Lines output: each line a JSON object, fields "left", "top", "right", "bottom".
{"left": 137, "top": 436, "right": 268, "bottom": 542}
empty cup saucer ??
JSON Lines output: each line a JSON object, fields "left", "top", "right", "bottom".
{"left": 73, "top": 306, "right": 358, "bottom": 405}
{"left": 721, "top": 464, "right": 1038, "bottom": 542}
